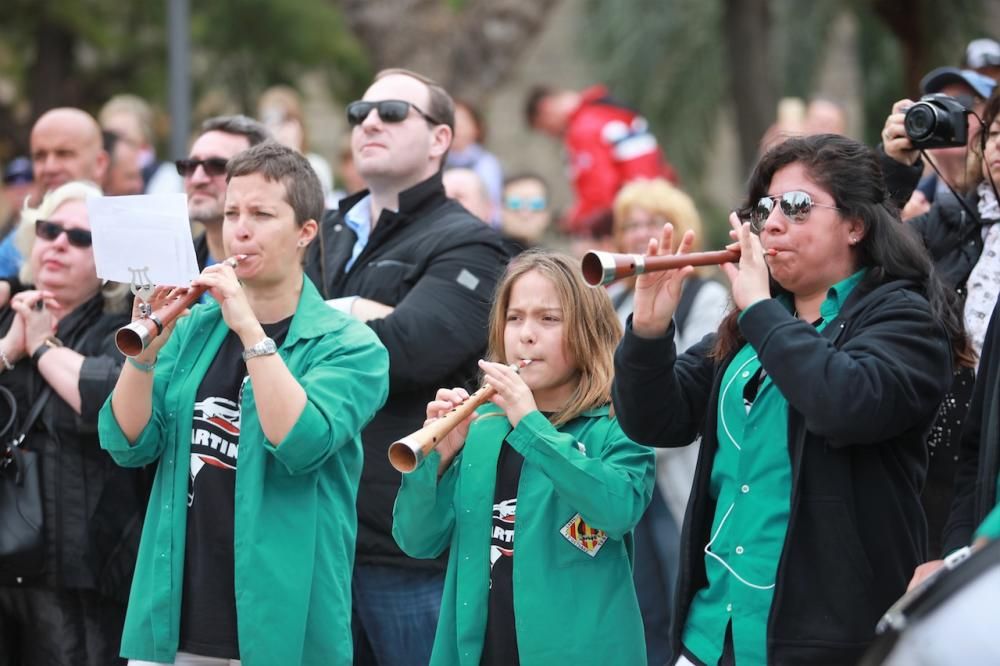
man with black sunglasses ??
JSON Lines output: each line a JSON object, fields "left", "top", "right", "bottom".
{"left": 176, "top": 115, "right": 271, "bottom": 270}
{"left": 304, "top": 68, "right": 508, "bottom": 666}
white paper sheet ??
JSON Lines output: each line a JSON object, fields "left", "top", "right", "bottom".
{"left": 87, "top": 193, "right": 200, "bottom": 287}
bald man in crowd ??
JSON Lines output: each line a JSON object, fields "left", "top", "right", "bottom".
{"left": 0, "top": 107, "right": 109, "bottom": 301}
{"left": 30, "top": 107, "right": 108, "bottom": 194}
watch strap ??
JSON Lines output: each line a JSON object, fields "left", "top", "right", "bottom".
{"left": 242, "top": 337, "right": 277, "bottom": 361}
{"left": 31, "top": 342, "right": 52, "bottom": 365}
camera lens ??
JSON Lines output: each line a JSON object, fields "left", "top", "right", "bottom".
{"left": 904, "top": 103, "right": 939, "bottom": 142}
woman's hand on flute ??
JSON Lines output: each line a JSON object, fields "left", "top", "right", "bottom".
{"left": 720, "top": 213, "right": 772, "bottom": 311}
{"left": 479, "top": 359, "right": 537, "bottom": 428}
{"left": 130, "top": 286, "right": 190, "bottom": 365}
{"left": 631, "top": 223, "right": 696, "bottom": 339}
{"left": 191, "top": 262, "right": 260, "bottom": 344}
{"left": 426, "top": 387, "right": 473, "bottom": 473}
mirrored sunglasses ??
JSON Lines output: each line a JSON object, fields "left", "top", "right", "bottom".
{"left": 748, "top": 190, "right": 840, "bottom": 233}
{"left": 504, "top": 196, "right": 547, "bottom": 212}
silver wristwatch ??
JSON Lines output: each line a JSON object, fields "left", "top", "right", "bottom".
{"left": 242, "top": 337, "right": 278, "bottom": 361}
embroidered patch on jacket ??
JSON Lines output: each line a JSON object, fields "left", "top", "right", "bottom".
{"left": 456, "top": 268, "right": 480, "bottom": 291}
{"left": 560, "top": 513, "right": 607, "bottom": 557}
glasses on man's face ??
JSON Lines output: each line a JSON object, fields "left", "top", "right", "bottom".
{"left": 747, "top": 190, "right": 840, "bottom": 233}
{"left": 504, "top": 196, "right": 547, "bottom": 212}
{"left": 35, "top": 220, "right": 93, "bottom": 248}
{"left": 346, "top": 100, "right": 442, "bottom": 127}
{"left": 175, "top": 157, "right": 229, "bottom": 178}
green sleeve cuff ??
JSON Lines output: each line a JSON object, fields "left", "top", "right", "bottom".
{"left": 97, "top": 396, "right": 165, "bottom": 467}
{"left": 507, "top": 410, "right": 562, "bottom": 455}
{"left": 263, "top": 399, "right": 335, "bottom": 473}
{"left": 975, "top": 503, "right": 1000, "bottom": 542}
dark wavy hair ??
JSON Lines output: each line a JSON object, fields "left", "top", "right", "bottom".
{"left": 713, "top": 133, "right": 972, "bottom": 367}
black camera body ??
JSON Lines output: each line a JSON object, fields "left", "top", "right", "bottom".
{"left": 904, "top": 94, "right": 970, "bottom": 149}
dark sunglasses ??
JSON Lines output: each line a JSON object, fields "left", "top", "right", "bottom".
{"left": 175, "top": 157, "right": 229, "bottom": 178}
{"left": 35, "top": 220, "right": 93, "bottom": 248}
{"left": 504, "top": 195, "right": 547, "bottom": 212}
{"left": 346, "top": 100, "right": 442, "bottom": 127}
{"left": 747, "top": 190, "right": 840, "bottom": 234}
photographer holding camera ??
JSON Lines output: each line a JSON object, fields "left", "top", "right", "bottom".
{"left": 881, "top": 67, "right": 995, "bottom": 212}
{"left": 880, "top": 72, "right": 1000, "bottom": 561}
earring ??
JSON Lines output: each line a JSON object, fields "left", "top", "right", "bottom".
{"left": 297, "top": 241, "right": 305, "bottom": 247}
{"left": 850, "top": 236, "right": 857, "bottom": 244}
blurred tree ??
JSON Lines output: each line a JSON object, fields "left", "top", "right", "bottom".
{"left": 0, "top": 0, "right": 369, "bottom": 159}
{"left": 335, "top": 0, "right": 561, "bottom": 100}
{"left": 581, "top": 0, "right": 987, "bottom": 187}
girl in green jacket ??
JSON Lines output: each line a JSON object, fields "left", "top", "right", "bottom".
{"left": 393, "top": 250, "right": 655, "bottom": 665}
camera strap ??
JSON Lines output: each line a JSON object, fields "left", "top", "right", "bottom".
{"left": 920, "top": 150, "right": 982, "bottom": 224}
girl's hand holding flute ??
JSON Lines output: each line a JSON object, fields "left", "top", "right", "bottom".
{"left": 426, "top": 386, "right": 473, "bottom": 474}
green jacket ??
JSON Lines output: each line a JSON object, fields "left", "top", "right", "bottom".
{"left": 393, "top": 405, "right": 654, "bottom": 665}
{"left": 99, "top": 277, "right": 389, "bottom": 666}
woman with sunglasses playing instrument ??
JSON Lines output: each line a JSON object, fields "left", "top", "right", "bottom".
{"left": 612, "top": 134, "right": 969, "bottom": 666}
{"left": 0, "top": 180, "right": 146, "bottom": 665}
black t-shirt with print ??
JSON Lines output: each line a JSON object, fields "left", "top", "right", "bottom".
{"left": 178, "top": 318, "right": 291, "bottom": 658}
{"left": 481, "top": 427, "right": 524, "bottom": 666}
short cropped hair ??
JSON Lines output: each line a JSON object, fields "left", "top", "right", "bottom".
{"left": 201, "top": 115, "right": 272, "bottom": 147}
{"left": 226, "top": 141, "right": 324, "bottom": 226}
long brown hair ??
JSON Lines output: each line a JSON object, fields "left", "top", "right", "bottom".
{"left": 486, "top": 250, "right": 622, "bottom": 425}
{"left": 713, "top": 134, "right": 972, "bottom": 367}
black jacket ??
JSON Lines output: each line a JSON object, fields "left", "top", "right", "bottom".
{"left": 909, "top": 192, "right": 985, "bottom": 294}
{"left": 943, "top": 299, "right": 1000, "bottom": 554}
{"left": 305, "top": 172, "right": 509, "bottom": 568}
{"left": 0, "top": 294, "right": 148, "bottom": 601}
{"left": 880, "top": 147, "right": 985, "bottom": 292}
{"left": 613, "top": 281, "right": 953, "bottom": 665}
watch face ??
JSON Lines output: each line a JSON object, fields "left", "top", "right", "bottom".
{"left": 244, "top": 337, "right": 277, "bottom": 360}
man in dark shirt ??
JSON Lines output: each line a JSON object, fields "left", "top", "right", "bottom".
{"left": 175, "top": 116, "right": 270, "bottom": 270}
{"left": 306, "top": 68, "right": 508, "bottom": 666}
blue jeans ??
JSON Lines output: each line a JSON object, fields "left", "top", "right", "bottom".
{"left": 352, "top": 564, "right": 444, "bottom": 666}
{"left": 633, "top": 489, "right": 681, "bottom": 666}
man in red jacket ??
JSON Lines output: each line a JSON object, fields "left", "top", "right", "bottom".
{"left": 526, "top": 84, "right": 678, "bottom": 235}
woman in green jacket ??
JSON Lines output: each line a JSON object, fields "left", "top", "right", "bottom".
{"left": 393, "top": 250, "right": 655, "bottom": 665}
{"left": 99, "top": 142, "right": 389, "bottom": 666}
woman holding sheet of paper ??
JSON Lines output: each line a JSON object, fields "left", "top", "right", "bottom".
{"left": 0, "top": 180, "right": 144, "bottom": 665}
{"left": 99, "top": 142, "right": 389, "bottom": 666}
